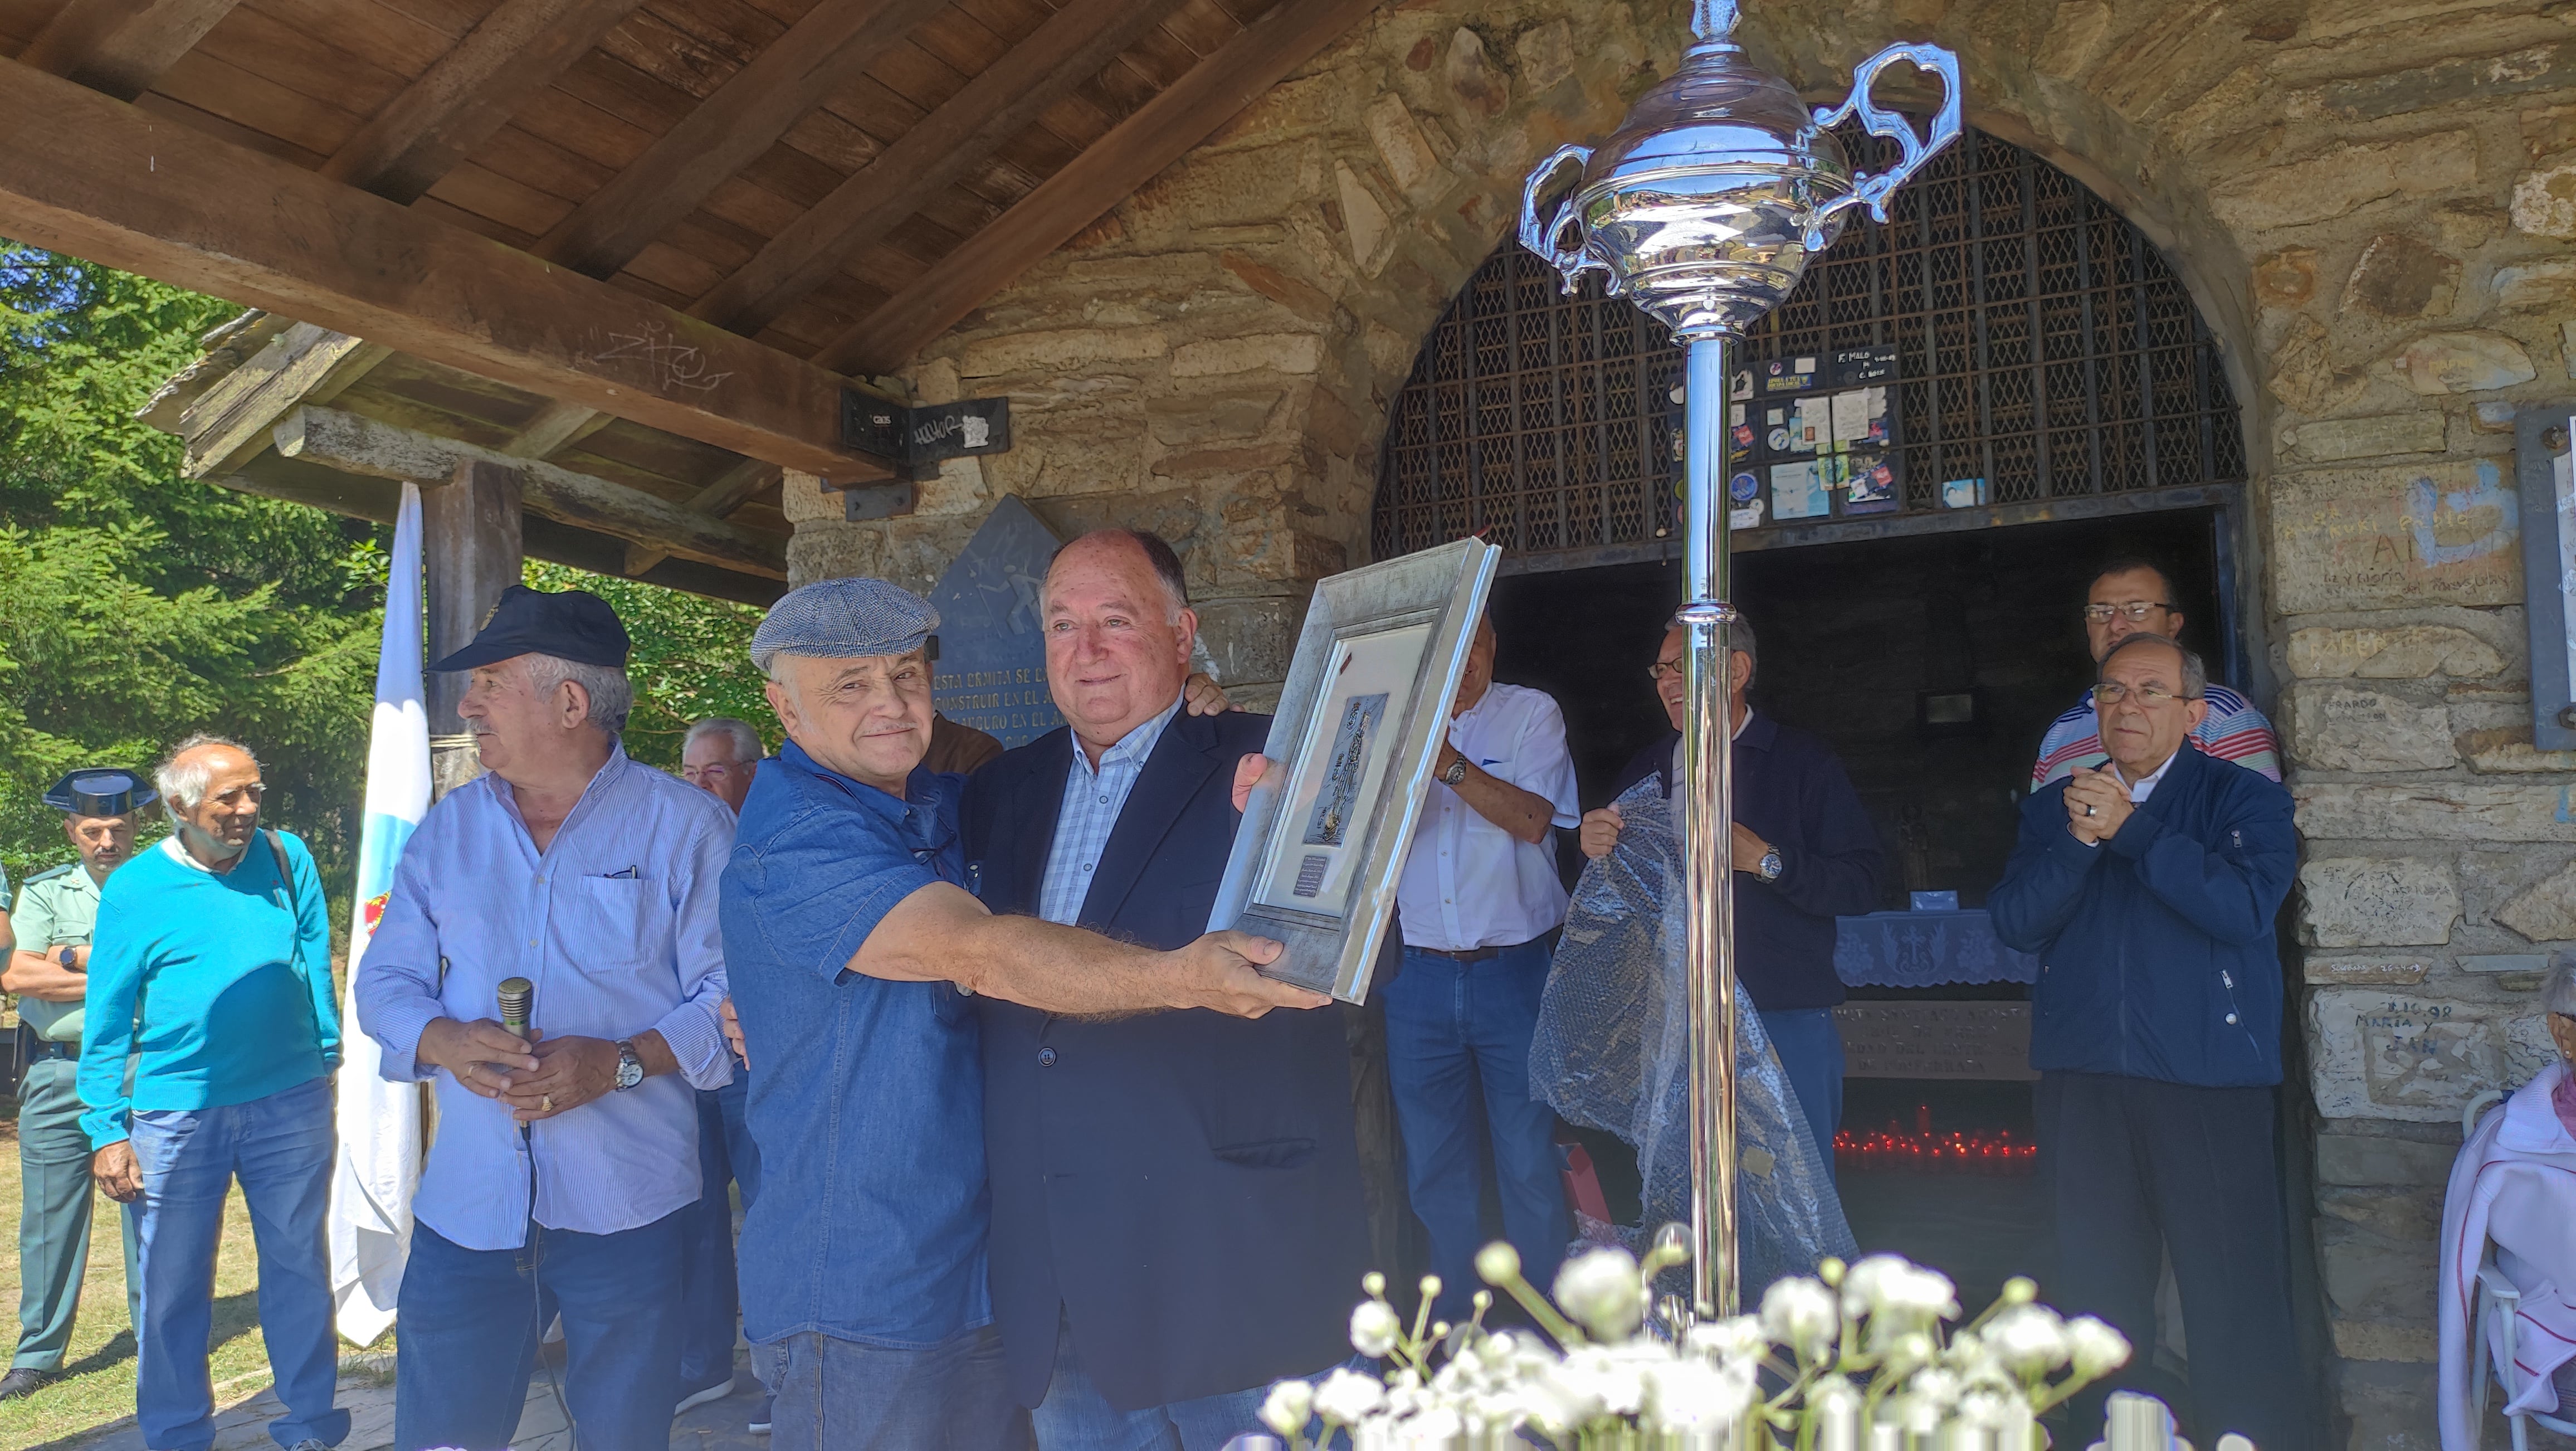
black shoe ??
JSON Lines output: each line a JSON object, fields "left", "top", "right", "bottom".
{"left": 0, "top": 1368, "right": 55, "bottom": 1400}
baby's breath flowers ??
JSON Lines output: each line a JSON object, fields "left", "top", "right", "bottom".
{"left": 1259, "top": 1239, "right": 2136, "bottom": 1451}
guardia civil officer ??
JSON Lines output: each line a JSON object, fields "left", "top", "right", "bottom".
{"left": 1, "top": 771, "right": 149, "bottom": 1400}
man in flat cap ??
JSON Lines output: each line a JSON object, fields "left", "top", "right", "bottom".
{"left": 1, "top": 771, "right": 149, "bottom": 1401}
{"left": 357, "top": 585, "right": 736, "bottom": 1451}
{"left": 719, "top": 576, "right": 1321, "bottom": 1451}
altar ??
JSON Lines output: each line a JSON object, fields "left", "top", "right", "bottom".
{"left": 1832, "top": 909, "right": 2036, "bottom": 1082}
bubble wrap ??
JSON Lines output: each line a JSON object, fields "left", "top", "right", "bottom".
{"left": 1533, "top": 777, "right": 1858, "bottom": 1294}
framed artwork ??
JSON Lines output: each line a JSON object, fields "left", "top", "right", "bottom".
{"left": 1209, "top": 537, "right": 1501, "bottom": 1002}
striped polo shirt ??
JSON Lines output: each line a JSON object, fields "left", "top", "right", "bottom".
{"left": 2029, "top": 681, "right": 2282, "bottom": 787}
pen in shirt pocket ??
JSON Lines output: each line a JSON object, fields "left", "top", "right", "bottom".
{"left": 599, "top": 865, "right": 639, "bottom": 879}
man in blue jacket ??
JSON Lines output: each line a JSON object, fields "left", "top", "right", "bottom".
{"left": 1989, "top": 634, "right": 2302, "bottom": 1451}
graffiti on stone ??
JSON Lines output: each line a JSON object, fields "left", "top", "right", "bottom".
{"left": 2275, "top": 460, "right": 2523, "bottom": 612}
{"left": 2307, "top": 987, "right": 2557, "bottom": 1121}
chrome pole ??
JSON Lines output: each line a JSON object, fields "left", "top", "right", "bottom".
{"left": 1677, "top": 332, "right": 1739, "bottom": 1317}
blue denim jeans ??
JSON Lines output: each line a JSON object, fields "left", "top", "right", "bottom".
{"left": 678, "top": 1072, "right": 761, "bottom": 1391}
{"left": 1757, "top": 1008, "right": 1845, "bottom": 1181}
{"left": 1382, "top": 939, "right": 1570, "bottom": 1318}
{"left": 1032, "top": 1307, "right": 1348, "bottom": 1451}
{"left": 766, "top": 1323, "right": 1023, "bottom": 1451}
{"left": 392, "top": 1210, "right": 684, "bottom": 1451}
{"left": 128, "top": 1075, "right": 345, "bottom": 1451}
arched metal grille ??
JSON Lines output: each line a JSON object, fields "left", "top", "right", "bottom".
{"left": 1372, "top": 129, "right": 2247, "bottom": 564}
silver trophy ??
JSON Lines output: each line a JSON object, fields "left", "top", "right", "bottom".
{"left": 1518, "top": 0, "right": 1959, "bottom": 1317}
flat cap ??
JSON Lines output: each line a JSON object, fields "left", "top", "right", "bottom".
{"left": 429, "top": 585, "right": 630, "bottom": 672}
{"left": 752, "top": 578, "right": 940, "bottom": 673}
{"left": 45, "top": 768, "right": 155, "bottom": 816}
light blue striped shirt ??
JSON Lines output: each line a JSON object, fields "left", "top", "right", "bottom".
{"left": 355, "top": 744, "right": 734, "bottom": 1250}
{"left": 1039, "top": 695, "right": 1184, "bottom": 926}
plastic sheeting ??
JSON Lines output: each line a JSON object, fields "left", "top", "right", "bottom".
{"left": 1533, "top": 777, "right": 1857, "bottom": 1296}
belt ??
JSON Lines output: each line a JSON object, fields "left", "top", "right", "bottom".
{"left": 1408, "top": 932, "right": 1557, "bottom": 964}
{"left": 22, "top": 1038, "right": 77, "bottom": 1063}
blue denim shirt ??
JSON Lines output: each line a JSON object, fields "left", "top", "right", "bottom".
{"left": 721, "top": 740, "right": 989, "bottom": 1348}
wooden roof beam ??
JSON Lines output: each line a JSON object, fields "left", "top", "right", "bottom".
{"left": 178, "top": 321, "right": 391, "bottom": 476}
{"left": 689, "top": 0, "right": 1191, "bottom": 337}
{"left": 17, "top": 0, "right": 241, "bottom": 99}
{"left": 531, "top": 0, "right": 950, "bottom": 279}
{"left": 818, "top": 0, "right": 1384, "bottom": 377}
{"left": 275, "top": 405, "right": 787, "bottom": 579}
{"left": 622, "top": 455, "right": 777, "bottom": 576}
{"left": 0, "top": 57, "right": 888, "bottom": 478}
{"left": 320, "top": 0, "right": 646, "bottom": 204}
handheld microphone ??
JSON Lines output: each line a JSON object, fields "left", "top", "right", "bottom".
{"left": 497, "top": 977, "right": 533, "bottom": 1039}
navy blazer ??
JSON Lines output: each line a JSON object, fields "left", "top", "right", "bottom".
{"left": 1989, "top": 742, "right": 2295, "bottom": 1088}
{"left": 1608, "top": 717, "right": 1886, "bottom": 1010}
{"left": 960, "top": 708, "right": 1374, "bottom": 1411}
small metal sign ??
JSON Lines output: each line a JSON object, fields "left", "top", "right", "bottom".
{"left": 842, "top": 391, "right": 1012, "bottom": 480}
{"left": 1833, "top": 1001, "right": 2036, "bottom": 1081}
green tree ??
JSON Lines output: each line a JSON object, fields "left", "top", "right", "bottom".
{"left": 522, "top": 561, "right": 772, "bottom": 767}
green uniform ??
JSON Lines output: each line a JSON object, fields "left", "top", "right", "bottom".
{"left": 10, "top": 863, "right": 140, "bottom": 1372}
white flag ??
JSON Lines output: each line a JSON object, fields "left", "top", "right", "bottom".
{"left": 326, "top": 482, "right": 432, "bottom": 1345}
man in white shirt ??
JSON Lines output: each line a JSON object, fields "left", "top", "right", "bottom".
{"left": 1387, "top": 616, "right": 1580, "bottom": 1316}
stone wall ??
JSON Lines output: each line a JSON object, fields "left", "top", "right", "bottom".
{"left": 780, "top": 1, "right": 2576, "bottom": 1441}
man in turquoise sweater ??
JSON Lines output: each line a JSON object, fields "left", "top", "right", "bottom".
{"left": 81, "top": 734, "right": 347, "bottom": 1451}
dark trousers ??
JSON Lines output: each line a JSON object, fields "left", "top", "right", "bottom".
{"left": 678, "top": 1073, "right": 761, "bottom": 1391}
{"left": 393, "top": 1212, "right": 684, "bottom": 1451}
{"left": 2036, "top": 1072, "right": 2305, "bottom": 1451}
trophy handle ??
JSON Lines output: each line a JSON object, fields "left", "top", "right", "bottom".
{"left": 1806, "top": 43, "right": 1964, "bottom": 246}
{"left": 1518, "top": 144, "right": 1614, "bottom": 296}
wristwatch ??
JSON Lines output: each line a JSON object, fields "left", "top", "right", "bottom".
{"left": 612, "top": 1038, "right": 644, "bottom": 1092}
{"left": 1757, "top": 848, "right": 1784, "bottom": 883}
{"left": 1438, "top": 756, "right": 1470, "bottom": 786}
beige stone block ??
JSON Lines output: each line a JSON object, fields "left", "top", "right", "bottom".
{"left": 2340, "top": 235, "right": 2461, "bottom": 320}
{"left": 1170, "top": 333, "right": 1325, "bottom": 379}
{"left": 2297, "top": 781, "right": 2576, "bottom": 842}
{"left": 2492, "top": 259, "right": 2576, "bottom": 310}
{"left": 2460, "top": 728, "right": 2576, "bottom": 772}
{"left": 2563, "top": 320, "right": 2576, "bottom": 379}
{"left": 2300, "top": 857, "right": 2459, "bottom": 947}
{"left": 1334, "top": 162, "right": 1396, "bottom": 276}
{"left": 1194, "top": 595, "right": 1303, "bottom": 686}
{"left": 2308, "top": 986, "right": 2558, "bottom": 1121}
{"left": 2385, "top": 330, "right": 2538, "bottom": 395}
{"left": 910, "top": 356, "right": 962, "bottom": 407}
{"left": 2253, "top": 246, "right": 2318, "bottom": 306}
{"left": 2512, "top": 158, "right": 2576, "bottom": 238}
{"left": 2321, "top": 1230, "right": 2439, "bottom": 1321}
{"left": 2306, "top": 957, "right": 2436, "bottom": 986}
{"left": 1364, "top": 323, "right": 1418, "bottom": 384}
{"left": 2209, "top": 131, "right": 2475, "bottom": 232}
{"left": 2283, "top": 412, "right": 2446, "bottom": 462}
{"left": 2331, "top": 1317, "right": 2438, "bottom": 1364}
{"left": 2290, "top": 685, "right": 2458, "bottom": 771}
{"left": 1442, "top": 27, "right": 1505, "bottom": 120}
{"left": 2287, "top": 624, "right": 2505, "bottom": 680}
{"left": 2315, "top": 1131, "right": 2462, "bottom": 1186}
{"left": 957, "top": 328, "right": 1167, "bottom": 379}
{"left": 1515, "top": 19, "right": 1574, "bottom": 92}
{"left": 1145, "top": 388, "right": 1283, "bottom": 446}
{"left": 2270, "top": 460, "right": 2521, "bottom": 612}
{"left": 912, "top": 455, "right": 987, "bottom": 517}
{"left": 2268, "top": 314, "right": 2369, "bottom": 417}
{"left": 779, "top": 469, "right": 836, "bottom": 525}
{"left": 1364, "top": 94, "right": 1441, "bottom": 198}
{"left": 784, "top": 520, "right": 886, "bottom": 588}
{"left": 2320, "top": 1183, "right": 2446, "bottom": 1243}
{"left": 2033, "top": 0, "right": 2118, "bottom": 79}
{"left": 2496, "top": 858, "right": 2576, "bottom": 942}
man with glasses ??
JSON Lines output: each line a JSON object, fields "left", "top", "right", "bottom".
{"left": 1990, "top": 633, "right": 2302, "bottom": 1451}
{"left": 2030, "top": 558, "right": 2279, "bottom": 787}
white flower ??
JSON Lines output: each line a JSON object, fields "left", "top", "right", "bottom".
{"left": 2065, "top": 1316, "right": 2132, "bottom": 1380}
{"left": 1642, "top": 1356, "right": 1758, "bottom": 1430}
{"left": 1954, "top": 1389, "right": 2020, "bottom": 1429}
{"left": 1403, "top": 1405, "right": 1465, "bottom": 1445}
{"left": 1313, "top": 1366, "right": 1387, "bottom": 1425}
{"left": 1682, "top": 1314, "right": 1769, "bottom": 1362}
{"left": 1984, "top": 1305, "right": 2070, "bottom": 1378}
{"left": 1260, "top": 1379, "right": 1314, "bottom": 1438}
{"left": 1759, "top": 1275, "right": 1840, "bottom": 1360}
{"left": 1555, "top": 1344, "right": 1649, "bottom": 1418}
{"left": 1553, "top": 1246, "right": 1647, "bottom": 1341}
{"left": 1475, "top": 1243, "right": 1523, "bottom": 1286}
{"left": 1350, "top": 1299, "right": 1404, "bottom": 1358}
{"left": 1839, "top": 1254, "right": 1908, "bottom": 1318}
{"left": 1881, "top": 1264, "right": 1960, "bottom": 1324}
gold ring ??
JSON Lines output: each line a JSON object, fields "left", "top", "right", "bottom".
{"left": 540, "top": 1094, "right": 553, "bottom": 1112}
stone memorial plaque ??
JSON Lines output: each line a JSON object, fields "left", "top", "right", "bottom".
{"left": 924, "top": 494, "right": 1064, "bottom": 749}
{"left": 2306, "top": 986, "right": 2557, "bottom": 1122}
{"left": 1832, "top": 1001, "right": 2036, "bottom": 1081}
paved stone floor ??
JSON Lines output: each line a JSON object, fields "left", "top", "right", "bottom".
{"left": 45, "top": 1350, "right": 771, "bottom": 1451}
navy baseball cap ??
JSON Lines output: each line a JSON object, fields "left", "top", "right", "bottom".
{"left": 429, "top": 585, "right": 631, "bottom": 673}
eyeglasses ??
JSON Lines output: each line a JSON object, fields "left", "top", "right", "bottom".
{"left": 1647, "top": 660, "right": 1687, "bottom": 682}
{"left": 2090, "top": 681, "right": 2201, "bottom": 708}
{"left": 2082, "top": 601, "right": 2172, "bottom": 624}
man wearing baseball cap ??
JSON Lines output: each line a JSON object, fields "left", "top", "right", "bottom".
{"left": 355, "top": 585, "right": 738, "bottom": 1451}
{"left": 1, "top": 771, "right": 150, "bottom": 1401}
{"left": 719, "top": 576, "right": 1320, "bottom": 1451}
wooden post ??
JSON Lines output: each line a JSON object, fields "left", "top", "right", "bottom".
{"left": 423, "top": 457, "right": 523, "bottom": 798}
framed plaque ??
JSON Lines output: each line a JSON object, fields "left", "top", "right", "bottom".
{"left": 1209, "top": 537, "right": 1501, "bottom": 1002}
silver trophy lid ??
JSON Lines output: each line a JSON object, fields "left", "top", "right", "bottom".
{"left": 1577, "top": 3, "right": 1852, "bottom": 209}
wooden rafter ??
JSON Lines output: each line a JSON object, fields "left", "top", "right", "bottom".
{"left": 0, "top": 56, "right": 886, "bottom": 478}
{"left": 530, "top": 0, "right": 950, "bottom": 279}
{"left": 689, "top": 0, "right": 1192, "bottom": 337}
{"left": 622, "top": 455, "right": 777, "bottom": 576}
{"left": 818, "top": 0, "right": 1382, "bottom": 376}
{"left": 17, "top": 0, "right": 243, "bottom": 99}
{"left": 319, "top": 0, "right": 646, "bottom": 204}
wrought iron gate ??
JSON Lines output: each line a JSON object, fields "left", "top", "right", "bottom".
{"left": 1370, "top": 128, "right": 2247, "bottom": 567}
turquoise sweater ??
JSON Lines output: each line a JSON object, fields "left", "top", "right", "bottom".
{"left": 80, "top": 832, "right": 339, "bottom": 1148}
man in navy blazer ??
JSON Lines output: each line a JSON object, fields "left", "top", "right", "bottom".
{"left": 1989, "top": 634, "right": 2302, "bottom": 1451}
{"left": 960, "top": 528, "right": 1373, "bottom": 1449}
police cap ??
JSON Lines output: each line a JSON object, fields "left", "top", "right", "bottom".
{"left": 43, "top": 769, "right": 156, "bottom": 817}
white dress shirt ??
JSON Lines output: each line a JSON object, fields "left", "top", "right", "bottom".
{"left": 357, "top": 744, "right": 734, "bottom": 1250}
{"left": 1397, "top": 682, "right": 1582, "bottom": 951}
{"left": 2071, "top": 748, "right": 2179, "bottom": 850}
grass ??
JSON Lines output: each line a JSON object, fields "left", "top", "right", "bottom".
{"left": 0, "top": 1094, "right": 274, "bottom": 1451}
